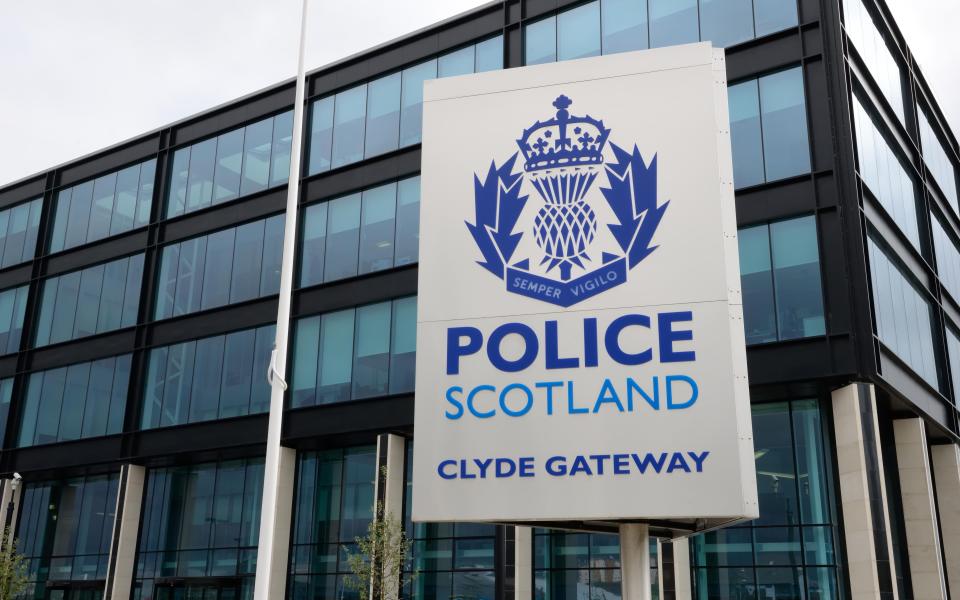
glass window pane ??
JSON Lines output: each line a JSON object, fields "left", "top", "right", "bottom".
{"left": 98, "top": 259, "right": 127, "bottom": 333}
{"left": 108, "top": 354, "right": 130, "bottom": 434}
{"left": 161, "top": 342, "right": 194, "bottom": 428}
{"left": 399, "top": 60, "right": 437, "bottom": 147}
{"left": 64, "top": 181, "right": 94, "bottom": 250}
{"left": 353, "top": 302, "right": 391, "bottom": 399}
{"left": 771, "top": 216, "right": 824, "bottom": 340}
{"left": 699, "top": 0, "right": 755, "bottom": 47}
{"left": 34, "top": 279, "right": 58, "bottom": 347}
{"left": 649, "top": 0, "right": 699, "bottom": 48}
{"left": 292, "top": 317, "right": 320, "bottom": 408}
{"left": 186, "top": 138, "right": 217, "bottom": 212}
{"left": 270, "top": 111, "right": 294, "bottom": 186}
{"left": 260, "top": 214, "right": 284, "bottom": 296}
{"left": 50, "top": 189, "right": 71, "bottom": 253}
{"left": 251, "top": 325, "right": 274, "bottom": 414}
{"left": 390, "top": 297, "right": 417, "bottom": 394}
{"left": 220, "top": 329, "right": 256, "bottom": 418}
{"left": 332, "top": 86, "right": 368, "bottom": 169}
{"left": 301, "top": 203, "right": 328, "bottom": 287}
{"left": 201, "top": 228, "right": 236, "bottom": 311}
{"left": 111, "top": 165, "right": 140, "bottom": 236}
{"left": 213, "top": 128, "right": 244, "bottom": 203}
{"left": 439, "top": 46, "right": 474, "bottom": 78}
{"left": 241, "top": 118, "right": 274, "bottom": 196}
{"left": 142, "top": 347, "right": 167, "bottom": 430}
{"left": 753, "top": 402, "right": 798, "bottom": 525}
{"left": 525, "top": 17, "right": 557, "bottom": 65}
{"left": 35, "top": 368, "right": 67, "bottom": 445}
{"left": 174, "top": 237, "right": 207, "bottom": 317}
{"left": 364, "top": 73, "right": 401, "bottom": 158}
{"left": 0, "top": 289, "right": 14, "bottom": 354}
{"left": 309, "top": 97, "right": 335, "bottom": 175}
{"left": 318, "top": 309, "right": 355, "bottom": 404}
{"left": 230, "top": 220, "right": 266, "bottom": 304}
{"left": 759, "top": 67, "right": 811, "bottom": 182}
{"left": 59, "top": 363, "right": 91, "bottom": 442}
{"left": 88, "top": 173, "right": 117, "bottom": 243}
{"left": 395, "top": 177, "right": 420, "bottom": 267}
{"left": 359, "top": 183, "right": 397, "bottom": 275}
{"left": 122, "top": 254, "right": 144, "bottom": 328}
{"left": 136, "top": 159, "right": 156, "bottom": 227}
{"left": 475, "top": 36, "right": 503, "bottom": 72}
{"left": 190, "top": 336, "right": 225, "bottom": 423}
{"left": 50, "top": 272, "right": 81, "bottom": 345}
{"left": 168, "top": 148, "right": 191, "bottom": 218}
{"left": 324, "top": 194, "right": 361, "bottom": 282}
{"left": 1, "top": 203, "right": 28, "bottom": 269}
{"left": 739, "top": 225, "right": 776, "bottom": 344}
{"left": 755, "top": 0, "right": 799, "bottom": 37}
{"left": 729, "top": 80, "right": 765, "bottom": 189}
{"left": 74, "top": 263, "right": 103, "bottom": 337}
{"left": 558, "top": 2, "right": 601, "bottom": 61}
{"left": 601, "top": 0, "right": 649, "bottom": 54}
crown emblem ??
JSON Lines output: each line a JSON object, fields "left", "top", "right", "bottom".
{"left": 517, "top": 95, "right": 611, "bottom": 173}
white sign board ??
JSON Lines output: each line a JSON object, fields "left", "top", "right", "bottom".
{"left": 413, "top": 43, "right": 757, "bottom": 527}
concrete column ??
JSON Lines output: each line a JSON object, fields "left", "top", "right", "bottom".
{"left": 374, "top": 433, "right": 407, "bottom": 600}
{"left": 620, "top": 524, "right": 651, "bottom": 600}
{"left": 514, "top": 526, "right": 532, "bottom": 600}
{"left": 831, "top": 383, "right": 899, "bottom": 600}
{"left": 931, "top": 444, "right": 960, "bottom": 596}
{"left": 671, "top": 538, "right": 692, "bottom": 600}
{"left": 104, "top": 464, "right": 145, "bottom": 600}
{"left": 893, "top": 418, "right": 947, "bottom": 599}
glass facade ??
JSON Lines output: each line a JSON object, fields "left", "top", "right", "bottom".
{"left": 18, "top": 354, "right": 131, "bottom": 447}
{"left": 34, "top": 254, "right": 144, "bottom": 347}
{"left": 50, "top": 160, "right": 155, "bottom": 253}
{"left": 947, "top": 323, "right": 960, "bottom": 400}
{"left": 0, "top": 377, "right": 10, "bottom": 448}
{"left": 141, "top": 324, "right": 275, "bottom": 430}
{"left": 0, "top": 197, "right": 42, "bottom": 267}
{"left": 918, "top": 106, "right": 959, "bottom": 214}
{"left": 307, "top": 36, "right": 503, "bottom": 175}
{"left": 728, "top": 67, "right": 811, "bottom": 189}
{"left": 300, "top": 177, "right": 420, "bottom": 287}
{"left": 932, "top": 215, "right": 960, "bottom": 303}
{"left": 868, "top": 235, "right": 938, "bottom": 386}
{"left": 288, "top": 446, "right": 377, "bottom": 600}
{"left": 0, "top": 284, "right": 29, "bottom": 355}
{"left": 851, "top": 91, "right": 919, "bottom": 248}
{"left": 134, "top": 459, "right": 264, "bottom": 600}
{"left": 692, "top": 399, "right": 839, "bottom": 600}
{"left": 404, "top": 445, "right": 497, "bottom": 600}
{"left": 291, "top": 296, "right": 417, "bottom": 407}
{"left": 524, "top": 0, "right": 798, "bottom": 64}
{"left": 17, "top": 474, "right": 119, "bottom": 598}
{"left": 167, "top": 111, "right": 293, "bottom": 218}
{"left": 738, "top": 216, "right": 825, "bottom": 345}
{"left": 843, "top": 0, "right": 905, "bottom": 123}
{"left": 154, "top": 215, "right": 284, "bottom": 320}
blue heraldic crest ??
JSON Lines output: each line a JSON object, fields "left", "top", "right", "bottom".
{"left": 466, "top": 94, "right": 669, "bottom": 307}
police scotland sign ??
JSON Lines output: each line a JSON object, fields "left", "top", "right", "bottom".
{"left": 413, "top": 43, "right": 758, "bottom": 527}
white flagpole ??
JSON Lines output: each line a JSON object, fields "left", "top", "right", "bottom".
{"left": 254, "top": 0, "right": 309, "bottom": 598}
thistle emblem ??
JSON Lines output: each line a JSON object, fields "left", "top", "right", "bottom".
{"left": 467, "top": 94, "right": 668, "bottom": 307}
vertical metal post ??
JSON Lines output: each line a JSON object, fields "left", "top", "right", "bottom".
{"left": 620, "top": 523, "right": 651, "bottom": 600}
{"left": 253, "top": 0, "right": 309, "bottom": 599}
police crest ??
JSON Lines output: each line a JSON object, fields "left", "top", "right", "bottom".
{"left": 467, "top": 94, "right": 669, "bottom": 307}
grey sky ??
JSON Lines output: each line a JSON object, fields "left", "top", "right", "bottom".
{"left": 0, "top": 0, "right": 955, "bottom": 187}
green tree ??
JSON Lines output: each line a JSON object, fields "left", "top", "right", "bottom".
{"left": 0, "top": 528, "right": 28, "bottom": 600}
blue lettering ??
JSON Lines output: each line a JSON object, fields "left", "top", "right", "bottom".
{"left": 567, "top": 381, "right": 588, "bottom": 414}
{"left": 659, "top": 311, "right": 696, "bottom": 362}
{"left": 519, "top": 456, "right": 535, "bottom": 477}
{"left": 584, "top": 318, "right": 599, "bottom": 367}
{"left": 667, "top": 453, "right": 691, "bottom": 473}
{"left": 446, "top": 327, "right": 482, "bottom": 374}
{"left": 593, "top": 378, "right": 625, "bottom": 413}
{"left": 632, "top": 452, "right": 667, "bottom": 474}
{"left": 545, "top": 320, "right": 579, "bottom": 369}
{"left": 613, "top": 454, "right": 630, "bottom": 474}
{"left": 604, "top": 314, "right": 652, "bottom": 365}
{"left": 487, "top": 323, "right": 538, "bottom": 372}
{"left": 667, "top": 375, "right": 698, "bottom": 409}
{"left": 535, "top": 381, "right": 563, "bottom": 415}
{"left": 627, "top": 377, "right": 659, "bottom": 410}
{"left": 545, "top": 456, "right": 567, "bottom": 476}
{"left": 474, "top": 458, "right": 493, "bottom": 478}
{"left": 569, "top": 455, "right": 592, "bottom": 476}
{"left": 459, "top": 459, "right": 476, "bottom": 479}
{"left": 444, "top": 386, "right": 464, "bottom": 420}
{"left": 688, "top": 451, "right": 710, "bottom": 472}
{"left": 495, "top": 458, "right": 516, "bottom": 477}
{"left": 438, "top": 460, "right": 457, "bottom": 480}
{"left": 590, "top": 454, "right": 609, "bottom": 475}
{"left": 500, "top": 383, "right": 534, "bottom": 417}
{"left": 467, "top": 385, "right": 496, "bottom": 419}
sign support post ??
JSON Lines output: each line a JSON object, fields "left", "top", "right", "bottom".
{"left": 620, "top": 524, "right": 651, "bottom": 600}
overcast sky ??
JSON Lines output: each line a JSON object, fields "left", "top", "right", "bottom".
{"left": 0, "top": 0, "right": 956, "bottom": 187}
